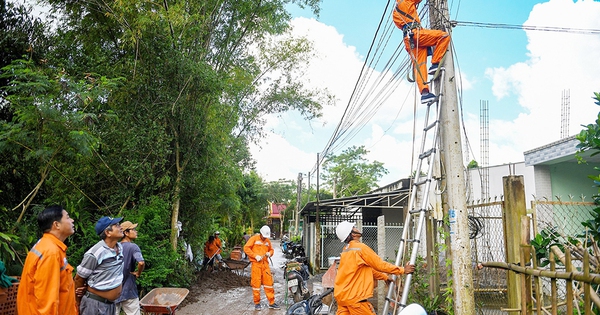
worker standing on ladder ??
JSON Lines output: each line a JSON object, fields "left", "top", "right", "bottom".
{"left": 393, "top": 0, "right": 450, "bottom": 104}
{"left": 334, "top": 221, "right": 415, "bottom": 315}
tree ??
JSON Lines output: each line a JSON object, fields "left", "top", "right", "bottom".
{"left": 321, "top": 145, "right": 389, "bottom": 198}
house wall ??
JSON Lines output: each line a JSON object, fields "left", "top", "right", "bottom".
{"left": 533, "top": 165, "right": 552, "bottom": 200}
{"left": 549, "top": 162, "right": 599, "bottom": 201}
{"left": 468, "top": 162, "right": 536, "bottom": 206}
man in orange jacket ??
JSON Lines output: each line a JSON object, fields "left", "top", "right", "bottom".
{"left": 393, "top": 0, "right": 450, "bottom": 104}
{"left": 203, "top": 235, "right": 220, "bottom": 268}
{"left": 243, "top": 225, "right": 280, "bottom": 311}
{"left": 17, "top": 205, "right": 78, "bottom": 315}
{"left": 334, "top": 221, "right": 415, "bottom": 315}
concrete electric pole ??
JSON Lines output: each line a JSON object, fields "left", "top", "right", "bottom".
{"left": 430, "top": 0, "right": 475, "bottom": 314}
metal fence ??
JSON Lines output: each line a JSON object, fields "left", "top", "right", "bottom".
{"left": 469, "top": 199, "right": 508, "bottom": 315}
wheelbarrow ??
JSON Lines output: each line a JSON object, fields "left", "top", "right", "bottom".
{"left": 140, "top": 287, "right": 189, "bottom": 315}
{"left": 222, "top": 259, "right": 250, "bottom": 275}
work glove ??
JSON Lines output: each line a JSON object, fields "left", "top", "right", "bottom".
{"left": 265, "top": 252, "right": 271, "bottom": 258}
{"left": 256, "top": 255, "right": 262, "bottom": 262}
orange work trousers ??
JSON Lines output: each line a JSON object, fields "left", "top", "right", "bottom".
{"left": 402, "top": 28, "right": 450, "bottom": 95}
{"left": 336, "top": 301, "right": 376, "bottom": 315}
{"left": 250, "top": 261, "right": 275, "bottom": 305}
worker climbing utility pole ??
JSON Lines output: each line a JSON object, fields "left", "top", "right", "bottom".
{"left": 431, "top": 0, "right": 475, "bottom": 314}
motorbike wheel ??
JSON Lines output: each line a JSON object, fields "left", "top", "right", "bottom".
{"left": 293, "top": 290, "right": 303, "bottom": 303}
{"left": 286, "top": 301, "right": 308, "bottom": 315}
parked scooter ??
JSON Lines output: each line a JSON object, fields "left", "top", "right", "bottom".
{"left": 284, "top": 257, "right": 311, "bottom": 303}
{"left": 285, "top": 287, "right": 335, "bottom": 315}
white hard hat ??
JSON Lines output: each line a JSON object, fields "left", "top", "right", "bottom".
{"left": 260, "top": 225, "right": 271, "bottom": 238}
{"left": 336, "top": 221, "right": 355, "bottom": 242}
{"left": 399, "top": 304, "right": 427, "bottom": 315}
{"left": 214, "top": 231, "right": 220, "bottom": 235}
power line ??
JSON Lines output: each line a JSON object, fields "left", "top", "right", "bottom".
{"left": 453, "top": 20, "right": 600, "bottom": 35}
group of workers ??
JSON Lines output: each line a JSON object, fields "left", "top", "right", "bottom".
{"left": 16, "top": 206, "right": 145, "bottom": 315}
{"left": 239, "top": 222, "right": 422, "bottom": 314}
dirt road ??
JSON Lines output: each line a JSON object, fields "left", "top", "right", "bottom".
{"left": 174, "top": 239, "right": 307, "bottom": 315}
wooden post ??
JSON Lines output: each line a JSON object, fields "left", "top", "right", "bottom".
{"left": 502, "top": 175, "right": 527, "bottom": 312}
{"left": 584, "top": 252, "right": 591, "bottom": 315}
{"left": 550, "top": 252, "right": 557, "bottom": 315}
{"left": 531, "top": 246, "right": 541, "bottom": 315}
{"left": 520, "top": 217, "right": 532, "bottom": 314}
{"left": 565, "top": 247, "right": 573, "bottom": 315}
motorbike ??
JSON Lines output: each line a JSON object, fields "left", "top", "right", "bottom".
{"left": 285, "top": 287, "right": 336, "bottom": 315}
{"left": 284, "top": 257, "right": 311, "bottom": 303}
{"left": 283, "top": 241, "right": 306, "bottom": 259}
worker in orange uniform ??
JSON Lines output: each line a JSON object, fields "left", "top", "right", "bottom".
{"left": 17, "top": 205, "right": 78, "bottom": 315}
{"left": 243, "top": 225, "right": 280, "bottom": 311}
{"left": 203, "top": 235, "right": 220, "bottom": 269}
{"left": 334, "top": 221, "right": 415, "bottom": 315}
{"left": 393, "top": 0, "right": 450, "bottom": 104}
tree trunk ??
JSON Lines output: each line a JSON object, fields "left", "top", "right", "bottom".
{"left": 170, "top": 140, "right": 184, "bottom": 250}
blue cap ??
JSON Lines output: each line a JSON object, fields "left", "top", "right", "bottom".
{"left": 95, "top": 216, "right": 123, "bottom": 235}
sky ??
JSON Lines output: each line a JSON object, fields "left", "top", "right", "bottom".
{"left": 248, "top": 0, "right": 600, "bottom": 187}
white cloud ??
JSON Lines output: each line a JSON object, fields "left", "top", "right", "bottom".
{"left": 473, "top": 0, "right": 600, "bottom": 164}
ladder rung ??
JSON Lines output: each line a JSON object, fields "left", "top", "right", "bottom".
{"left": 409, "top": 208, "right": 427, "bottom": 214}
{"left": 413, "top": 178, "right": 430, "bottom": 186}
{"left": 400, "top": 238, "right": 420, "bottom": 244}
{"left": 424, "top": 120, "right": 438, "bottom": 132}
{"left": 419, "top": 148, "right": 436, "bottom": 159}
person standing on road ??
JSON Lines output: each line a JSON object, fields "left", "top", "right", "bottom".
{"left": 334, "top": 221, "right": 415, "bottom": 315}
{"left": 17, "top": 205, "right": 78, "bottom": 315}
{"left": 214, "top": 231, "right": 224, "bottom": 265}
{"left": 243, "top": 225, "right": 280, "bottom": 310}
{"left": 114, "top": 221, "right": 145, "bottom": 315}
{"left": 75, "top": 216, "right": 124, "bottom": 315}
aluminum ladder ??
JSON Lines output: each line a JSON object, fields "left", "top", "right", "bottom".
{"left": 382, "top": 67, "right": 446, "bottom": 315}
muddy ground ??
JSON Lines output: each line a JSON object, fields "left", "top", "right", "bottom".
{"left": 171, "top": 240, "right": 327, "bottom": 315}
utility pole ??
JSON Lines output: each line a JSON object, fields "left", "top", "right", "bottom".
{"left": 430, "top": 0, "right": 475, "bottom": 314}
{"left": 295, "top": 172, "right": 302, "bottom": 237}
{"left": 316, "top": 153, "right": 321, "bottom": 269}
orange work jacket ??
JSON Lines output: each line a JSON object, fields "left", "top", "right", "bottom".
{"left": 204, "top": 240, "right": 220, "bottom": 258}
{"left": 17, "top": 233, "right": 78, "bottom": 315}
{"left": 393, "top": 0, "right": 422, "bottom": 29}
{"left": 334, "top": 240, "right": 405, "bottom": 306}
{"left": 243, "top": 234, "right": 274, "bottom": 264}
{"left": 214, "top": 237, "right": 222, "bottom": 249}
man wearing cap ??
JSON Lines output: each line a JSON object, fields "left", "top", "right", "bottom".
{"left": 334, "top": 221, "right": 415, "bottom": 315}
{"left": 243, "top": 225, "right": 280, "bottom": 310}
{"left": 213, "top": 231, "right": 224, "bottom": 266}
{"left": 75, "top": 216, "right": 124, "bottom": 315}
{"left": 17, "top": 205, "right": 78, "bottom": 315}
{"left": 114, "top": 221, "right": 145, "bottom": 315}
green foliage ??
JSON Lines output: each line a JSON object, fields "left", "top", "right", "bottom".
{"left": 407, "top": 256, "right": 445, "bottom": 312}
{"left": 530, "top": 227, "right": 563, "bottom": 267}
{"left": 0, "top": 0, "right": 327, "bottom": 290}
{"left": 322, "top": 145, "right": 388, "bottom": 198}
{"left": 467, "top": 160, "right": 479, "bottom": 169}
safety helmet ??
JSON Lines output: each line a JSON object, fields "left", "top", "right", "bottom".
{"left": 399, "top": 304, "right": 427, "bottom": 315}
{"left": 214, "top": 231, "right": 220, "bottom": 235}
{"left": 335, "top": 221, "right": 355, "bottom": 243}
{"left": 260, "top": 225, "right": 271, "bottom": 238}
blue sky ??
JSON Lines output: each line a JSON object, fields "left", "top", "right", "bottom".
{"left": 250, "top": 0, "right": 600, "bottom": 186}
